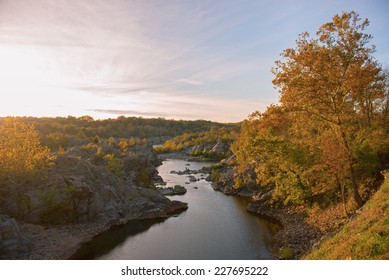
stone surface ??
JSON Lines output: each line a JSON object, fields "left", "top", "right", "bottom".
{"left": 157, "top": 185, "right": 187, "bottom": 196}
{"left": 0, "top": 214, "right": 29, "bottom": 259}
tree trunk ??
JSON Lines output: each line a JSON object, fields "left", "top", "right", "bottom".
{"left": 336, "top": 175, "right": 349, "bottom": 217}
{"left": 339, "top": 129, "right": 365, "bottom": 208}
{"left": 349, "top": 162, "right": 364, "bottom": 208}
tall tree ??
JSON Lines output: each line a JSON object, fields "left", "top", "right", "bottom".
{"left": 272, "top": 11, "right": 386, "bottom": 207}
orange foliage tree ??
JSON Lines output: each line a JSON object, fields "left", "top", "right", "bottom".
{"left": 272, "top": 11, "right": 387, "bottom": 207}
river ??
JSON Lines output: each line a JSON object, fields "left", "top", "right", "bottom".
{"left": 71, "top": 159, "right": 276, "bottom": 259}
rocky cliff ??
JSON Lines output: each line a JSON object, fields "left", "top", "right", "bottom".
{"left": 0, "top": 143, "right": 187, "bottom": 259}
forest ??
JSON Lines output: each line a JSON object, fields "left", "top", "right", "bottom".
{"left": 0, "top": 116, "right": 236, "bottom": 151}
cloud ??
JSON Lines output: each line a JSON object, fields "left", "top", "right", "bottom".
{"left": 2, "top": 0, "right": 385, "bottom": 122}
{"left": 173, "top": 79, "right": 204, "bottom": 86}
{"left": 89, "top": 108, "right": 201, "bottom": 119}
{"left": 90, "top": 108, "right": 168, "bottom": 117}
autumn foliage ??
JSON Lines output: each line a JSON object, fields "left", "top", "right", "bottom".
{"left": 0, "top": 118, "right": 53, "bottom": 185}
{"left": 233, "top": 12, "right": 388, "bottom": 208}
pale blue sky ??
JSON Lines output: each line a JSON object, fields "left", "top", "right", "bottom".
{"left": 0, "top": 0, "right": 388, "bottom": 122}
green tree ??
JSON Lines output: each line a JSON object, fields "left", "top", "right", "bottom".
{"left": 107, "top": 136, "right": 115, "bottom": 146}
{"left": 103, "top": 153, "right": 124, "bottom": 178}
{"left": 232, "top": 105, "right": 313, "bottom": 204}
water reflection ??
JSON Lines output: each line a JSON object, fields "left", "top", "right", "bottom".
{"left": 71, "top": 159, "right": 276, "bottom": 260}
{"left": 70, "top": 218, "right": 166, "bottom": 259}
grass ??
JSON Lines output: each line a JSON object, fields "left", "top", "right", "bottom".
{"left": 304, "top": 171, "right": 389, "bottom": 260}
{"left": 279, "top": 247, "right": 295, "bottom": 259}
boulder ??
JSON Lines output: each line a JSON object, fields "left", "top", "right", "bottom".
{"left": 157, "top": 185, "right": 187, "bottom": 196}
{"left": 188, "top": 175, "right": 197, "bottom": 182}
{"left": 0, "top": 215, "right": 29, "bottom": 259}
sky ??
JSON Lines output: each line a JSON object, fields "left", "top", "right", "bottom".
{"left": 0, "top": 0, "right": 388, "bottom": 122}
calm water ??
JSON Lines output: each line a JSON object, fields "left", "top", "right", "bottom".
{"left": 71, "top": 159, "right": 276, "bottom": 259}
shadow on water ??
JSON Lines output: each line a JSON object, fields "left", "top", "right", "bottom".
{"left": 70, "top": 159, "right": 280, "bottom": 260}
{"left": 234, "top": 196, "right": 281, "bottom": 236}
{"left": 69, "top": 218, "right": 167, "bottom": 260}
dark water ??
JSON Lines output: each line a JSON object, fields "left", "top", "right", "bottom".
{"left": 71, "top": 159, "right": 277, "bottom": 260}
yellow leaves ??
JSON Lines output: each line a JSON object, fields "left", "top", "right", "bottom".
{"left": 0, "top": 117, "right": 53, "bottom": 183}
{"left": 103, "top": 153, "right": 114, "bottom": 162}
{"left": 117, "top": 138, "right": 130, "bottom": 154}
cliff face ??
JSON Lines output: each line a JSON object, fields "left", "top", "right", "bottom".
{"left": 3, "top": 155, "right": 184, "bottom": 225}
{"left": 0, "top": 144, "right": 187, "bottom": 259}
{"left": 189, "top": 141, "right": 230, "bottom": 159}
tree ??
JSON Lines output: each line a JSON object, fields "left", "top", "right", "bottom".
{"left": 232, "top": 105, "right": 314, "bottom": 204}
{"left": 117, "top": 138, "right": 129, "bottom": 155}
{"left": 272, "top": 11, "right": 386, "bottom": 207}
{"left": 103, "top": 153, "right": 124, "bottom": 178}
{"left": 0, "top": 118, "right": 53, "bottom": 185}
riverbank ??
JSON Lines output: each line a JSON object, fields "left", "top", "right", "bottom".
{"left": 207, "top": 161, "right": 350, "bottom": 259}
{"left": 158, "top": 152, "right": 216, "bottom": 162}
{"left": 304, "top": 171, "right": 389, "bottom": 260}
{"left": 0, "top": 140, "right": 190, "bottom": 260}
{"left": 158, "top": 156, "right": 318, "bottom": 259}
{"left": 246, "top": 195, "right": 321, "bottom": 259}
{"left": 70, "top": 158, "right": 275, "bottom": 260}
{"left": 0, "top": 200, "right": 187, "bottom": 260}
{"left": 210, "top": 165, "right": 388, "bottom": 259}
{"left": 212, "top": 182, "right": 322, "bottom": 258}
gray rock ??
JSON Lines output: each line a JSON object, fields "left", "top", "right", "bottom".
{"left": 188, "top": 176, "right": 197, "bottom": 182}
{"left": 157, "top": 185, "right": 187, "bottom": 196}
{"left": 0, "top": 146, "right": 187, "bottom": 226}
{"left": 0, "top": 215, "right": 29, "bottom": 258}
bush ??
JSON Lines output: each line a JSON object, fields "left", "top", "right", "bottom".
{"left": 0, "top": 118, "right": 53, "bottom": 185}
{"left": 211, "top": 171, "right": 222, "bottom": 181}
{"left": 279, "top": 247, "right": 294, "bottom": 259}
{"left": 103, "top": 154, "right": 124, "bottom": 178}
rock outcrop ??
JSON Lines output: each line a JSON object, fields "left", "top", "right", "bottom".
{"left": 157, "top": 185, "right": 187, "bottom": 196}
{"left": 2, "top": 154, "right": 186, "bottom": 225}
{"left": 0, "top": 214, "right": 29, "bottom": 259}
{"left": 189, "top": 141, "right": 230, "bottom": 159}
{"left": 0, "top": 143, "right": 187, "bottom": 259}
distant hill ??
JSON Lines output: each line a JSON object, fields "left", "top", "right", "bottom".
{"left": 0, "top": 116, "right": 238, "bottom": 149}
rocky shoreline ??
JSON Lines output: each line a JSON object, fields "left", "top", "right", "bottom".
{"left": 156, "top": 154, "right": 324, "bottom": 259}
{"left": 246, "top": 195, "right": 321, "bottom": 259}
{"left": 158, "top": 152, "right": 214, "bottom": 162}
{"left": 207, "top": 162, "right": 324, "bottom": 259}
{"left": 0, "top": 199, "right": 187, "bottom": 260}
{"left": 0, "top": 143, "right": 189, "bottom": 260}
{"left": 156, "top": 155, "right": 320, "bottom": 259}
{"left": 216, "top": 186, "right": 322, "bottom": 259}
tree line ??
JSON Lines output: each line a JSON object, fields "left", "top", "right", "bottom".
{"left": 0, "top": 116, "right": 236, "bottom": 151}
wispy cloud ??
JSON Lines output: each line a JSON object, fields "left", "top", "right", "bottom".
{"left": 1, "top": 0, "right": 388, "bottom": 121}
{"left": 89, "top": 108, "right": 170, "bottom": 118}
{"left": 173, "top": 79, "right": 204, "bottom": 86}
